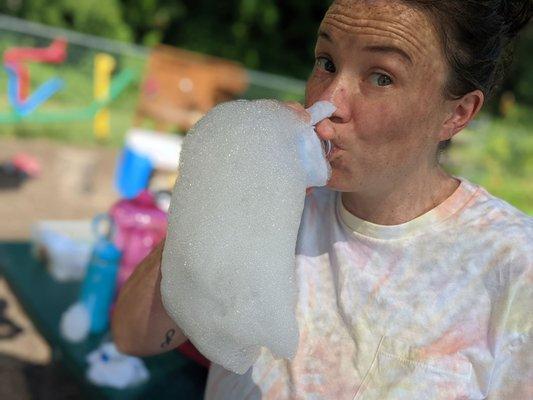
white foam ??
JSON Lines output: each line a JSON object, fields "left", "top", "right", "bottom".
{"left": 161, "top": 99, "right": 335, "bottom": 374}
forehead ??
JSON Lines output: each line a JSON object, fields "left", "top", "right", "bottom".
{"left": 320, "top": 0, "right": 443, "bottom": 64}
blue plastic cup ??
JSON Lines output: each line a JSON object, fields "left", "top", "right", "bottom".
{"left": 115, "top": 147, "right": 153, "bottom": 199}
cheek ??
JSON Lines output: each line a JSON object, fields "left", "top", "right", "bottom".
{"left": 356, "top": 91, "right": 441, "bottom": 149}
{"left": 353, "top": 102, "right": 408, "bottom": 144}
{"left": 346, "top": 101, "right": 437, "bottom": 170}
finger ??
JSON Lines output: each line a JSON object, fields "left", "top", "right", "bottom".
{"left": 306, "top": 101, "right": 336, "bottom": 126}
{"left": 284, "top": 101, "right": 311, "bottom": 124}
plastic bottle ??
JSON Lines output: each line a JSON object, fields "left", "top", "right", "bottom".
{"left": 110, "top": 190, "right": 167, "bottom": 290}
{"left": 80, "top": 214, "right": 122, "bottom": 334}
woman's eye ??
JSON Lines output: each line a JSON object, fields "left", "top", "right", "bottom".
{"left": 315, "top": 57, "right": 336, "bottom": 73}
{"left": 370, "top": 73, "right": 393, "bottom": 87}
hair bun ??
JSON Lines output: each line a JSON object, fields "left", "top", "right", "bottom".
{"left": 500, "top": 0, "right": 532, "bottom": 40}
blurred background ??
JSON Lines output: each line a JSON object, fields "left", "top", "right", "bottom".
{"left": 0, "top": 1, "right": 531, "bottom": 399}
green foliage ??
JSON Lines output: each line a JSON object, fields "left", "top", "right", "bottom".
{"left": 1, "top": 0, "right": 132, "bottom": 41}
{"left": 511, "top": 24, "right": 533, "bottom": 104}
{"left": 159, "top": 0, "right": 331, "bottom": 78}
{"left": 445, "top": 105, "right": 533, "bottom": 214}
{"left": 1, "top": 0, "right": 331, "bottom": 78}
{"left": 118, "top": 0, "right": 186, "bottom": 45}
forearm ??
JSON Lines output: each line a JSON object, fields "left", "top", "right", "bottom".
{"left": 111, "top": 239, "right": 187, "bottom": 356}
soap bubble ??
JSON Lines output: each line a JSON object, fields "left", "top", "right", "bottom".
{"left": 161, "top": 99, "right": 334, "bottom": 374}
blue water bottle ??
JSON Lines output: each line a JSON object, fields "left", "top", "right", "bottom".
{"left": 80, "top": 214, "right": 122, "bottom": 334}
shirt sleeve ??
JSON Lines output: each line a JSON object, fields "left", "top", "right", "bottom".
{"left": 487, "top": 257, "right": 532, "bottom": 399}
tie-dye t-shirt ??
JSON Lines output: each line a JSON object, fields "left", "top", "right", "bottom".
{"left": 204, "top": 178, "right": 532, "bottom": 399}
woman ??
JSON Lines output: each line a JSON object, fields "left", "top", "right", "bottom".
{"left": 112, "top": 0, "right": 532, "bottom": 398}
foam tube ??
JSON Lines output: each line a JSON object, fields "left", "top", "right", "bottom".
{"left": 161, "top": 99, "right": 335, "bottom": 374}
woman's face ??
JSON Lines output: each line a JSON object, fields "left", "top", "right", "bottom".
{"left": 306, "top": 0, "right": 452, "bottom": 194}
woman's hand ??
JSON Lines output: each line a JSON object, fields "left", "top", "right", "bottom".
{"left": 112, "top": 240, "right": 188, "bottom": 356}
{"left": 284, "top": 101, "right": 311, "bottom": 124}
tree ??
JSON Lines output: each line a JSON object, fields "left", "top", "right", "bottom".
{"left": 2, "top": 0, "right": 132, "bottom": 41}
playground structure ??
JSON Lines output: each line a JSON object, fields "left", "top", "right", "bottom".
{"left": 0, "top": 37, "right": 252, "bottom": 198}
{"left": 135, "top": 44, "right": 248, "bottom": 132}
{"left": 0, "top": 16, "right": 306, "bottom": 198}
{"left": 0, "top": 14, "right": 306, "bottom": 144}
{"left": 4, "top": 37, "right": 67, "bottom": 114}
{"left": 94, "top": 53, "right": 117, "bottom": 140}
{"left": 0, "top": 37, "right": 135, "bottom": 140}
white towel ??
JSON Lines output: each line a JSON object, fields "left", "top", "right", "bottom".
{"left": 86, "top": 342, "right": 149, "bottom": 389}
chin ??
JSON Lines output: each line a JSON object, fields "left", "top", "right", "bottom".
{"left": 325, "top": 175, "right": 350, "bottom": 192}
{"left": 325, "top": 160, "right": 349, "bottom": 190}
{"left": 325, "top": 169, "right": 364, "bottom": 193}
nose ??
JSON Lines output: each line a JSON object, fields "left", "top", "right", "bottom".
{"left": 318, "top": 75, "right": 351, "bottom": 121}
{"left": 313, "top": 76, "right": 351, "bottom": 141}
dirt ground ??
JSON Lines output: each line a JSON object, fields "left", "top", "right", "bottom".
{"left": 0, "top": 136, "right": 119, "bottom": 240}
{"left": 0, "top": 136, "right": 121, "bottom": 399}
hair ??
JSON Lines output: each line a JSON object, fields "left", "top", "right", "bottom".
{"left": 398, "top": 0, "right": 532, "bottom": 150}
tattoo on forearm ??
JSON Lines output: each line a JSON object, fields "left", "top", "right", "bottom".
{"left": 161, "top": 329, "right": 176, "bottom": 348}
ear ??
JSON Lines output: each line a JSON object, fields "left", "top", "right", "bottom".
{"left": 439, "top": 90, "right": 484, "bottom": 141}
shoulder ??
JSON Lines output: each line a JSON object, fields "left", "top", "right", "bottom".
{"left": 458, "top": 179, "right": 532, "bottom": 248}
{"left": 469, "top": 184, "right": 531, "bottom": 228}
{"left": 458, "top": 179, "right": 532, "bottom": 283}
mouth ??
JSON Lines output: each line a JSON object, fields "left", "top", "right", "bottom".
{"left": 326, "top": 143, "right": 341, "bottom": 162}
{"left": 321, "top": 140, "right": 333, "bottom": 157}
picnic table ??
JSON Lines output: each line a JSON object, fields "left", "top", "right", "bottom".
{"left": 0, "top": 241, "right": 207, "bottom": 399}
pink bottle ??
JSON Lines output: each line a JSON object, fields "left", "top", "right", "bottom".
{"left": 110, "top": 190, "right": 167, "bottom": 290}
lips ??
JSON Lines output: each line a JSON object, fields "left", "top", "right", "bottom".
{"left": 326, "top": 143, "right": 341, "bottom": 161}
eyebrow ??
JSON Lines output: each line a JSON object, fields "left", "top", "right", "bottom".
{"left": 318, "top": 29, "right": 413, "bottom": 66}
{"left": 363, "top": 45, "right": 413, "bottom": 65}
{"left": 318, "top": 30, "right": 333, "bottom": 42}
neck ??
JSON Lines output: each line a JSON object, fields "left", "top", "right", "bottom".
{"left": 341, "top": 167, "right": 459, "bottom": 225}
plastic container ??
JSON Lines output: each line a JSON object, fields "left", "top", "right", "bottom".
{"left": 31, "top": 220, "right": 94, "bottom": 282}
{"left": 80, "top": 215, "right": 122, "bottom": 334}
{"left": 114, "top": 128, "right": 184, "bottom": 199}
{"left": 110, "top": 190, "right": 167, "bottom": 290}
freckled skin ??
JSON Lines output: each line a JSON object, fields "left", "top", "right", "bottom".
{"left": 306, "top": 0, "right": 466, "bottom": 224}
